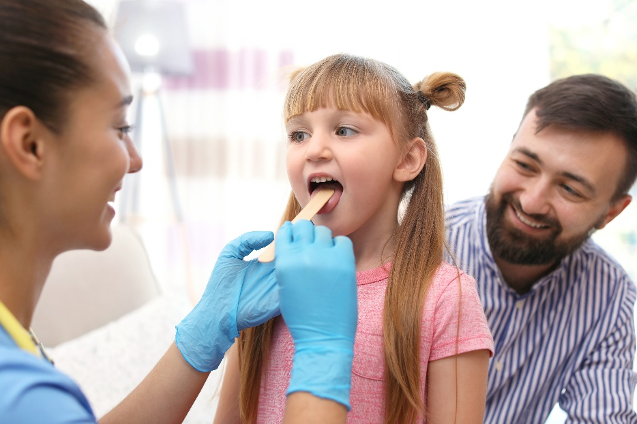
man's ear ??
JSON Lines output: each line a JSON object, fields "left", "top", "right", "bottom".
{"left": 0, "top": 106, "right": 45, "bottom": 180}
{"left": 394, "top": 137, "right": 427, "bottom": 182}
{"left": 597, "top": 194, "right": 632, "bottom": 230}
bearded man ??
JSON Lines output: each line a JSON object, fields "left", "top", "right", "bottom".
{"left": 445, "top": 74, "right": 637, "bottom": 424}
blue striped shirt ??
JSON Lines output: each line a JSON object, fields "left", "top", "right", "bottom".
{"left": 445, "top": 197, "right": 637, "bottom": 423}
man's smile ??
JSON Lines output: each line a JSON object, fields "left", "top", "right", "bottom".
{"left": 511, "top": 204, "right": 550, "bottom": 229}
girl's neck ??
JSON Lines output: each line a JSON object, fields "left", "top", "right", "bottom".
{"left": 350, "top": 221, "right": 397, "bottom": 272}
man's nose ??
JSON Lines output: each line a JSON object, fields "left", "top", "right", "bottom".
{"left": 518, "top": 179, "right": 551, "bottom": 216}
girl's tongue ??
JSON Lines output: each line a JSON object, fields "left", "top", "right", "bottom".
{"left": 311, "top": 182, "right": 343, "bottom": 214}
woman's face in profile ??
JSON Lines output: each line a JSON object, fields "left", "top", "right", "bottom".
{"left": 41, "top": 32, "right": 141, "bottom": 252}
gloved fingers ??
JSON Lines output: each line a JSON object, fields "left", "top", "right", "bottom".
{"left": 221, "top": 230, "right": 274, "bottom": 259}
{"left": 314, "top": 225, "right": 334, "bottom": 246}
{"left": 333, "top": 235, "right": 354, "bottom": 256}
{"left": 236, "top": 264, "right": 280, "bottom": 330}
{"left": 275, "top": 221, "right": 293, "bottom": 246}
{"left": 292, "top": 219, "right": 315, "bottom": 244}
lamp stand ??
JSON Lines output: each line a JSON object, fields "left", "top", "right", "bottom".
{"left": 119, "top": 70, "right": 183, "bottom": 224}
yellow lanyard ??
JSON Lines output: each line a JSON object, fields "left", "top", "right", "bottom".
{"left": 0, "top": 299, "right": 51, "bottom": 362}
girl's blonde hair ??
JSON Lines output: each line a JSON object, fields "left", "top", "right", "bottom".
{"left": 238, "top": 54, "right": 465, "bottom": 424}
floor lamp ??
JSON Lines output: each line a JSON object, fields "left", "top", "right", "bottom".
{"left": 113, "top": 0, "right": 193, "bottom": 224}
{"left": 113, "top": 0, "right": 197, "bottom": 303}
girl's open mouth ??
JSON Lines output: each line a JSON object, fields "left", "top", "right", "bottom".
{"left": 309, "top": 176, "right": 343, "bottom": 214}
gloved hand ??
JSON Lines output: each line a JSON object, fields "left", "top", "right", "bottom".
{"left": 275, "top": 220, "right": 357, "bottom": 410}
{"left": 175, "top": 231, "right": 279, "bottom": 372}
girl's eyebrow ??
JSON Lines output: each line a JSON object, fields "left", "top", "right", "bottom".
{"left": 286, "top": 109, "right": 371, "bottom": 128}
{"left": 286, "top": 116, "right": 304, "bottom": 127}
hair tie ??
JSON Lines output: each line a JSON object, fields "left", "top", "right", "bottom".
{"left": 417, "top": 91, "right": 431, "bottom": 110}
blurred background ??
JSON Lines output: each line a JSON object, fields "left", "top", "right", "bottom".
{"left": 39, "top": 0, "right": 637, "bottom": 422}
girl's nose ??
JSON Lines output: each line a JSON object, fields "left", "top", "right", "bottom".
{"left": 304, "top": 132, "right": 332, "bottom": 162}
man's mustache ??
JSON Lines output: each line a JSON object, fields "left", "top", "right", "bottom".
{"left": 502, "top": 193, "right": 561, "bottom": 231}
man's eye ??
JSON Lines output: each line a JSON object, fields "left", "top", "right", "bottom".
{"left": 336, "top": 127, "right": 357, "bottom": 137}
{"left": 288, "top": 131, "right": 309, "bottom": 143}
{"left": 562, "top": 184, "right": 583, "bottom": 198}
{"left": 515, "top": 160, "right": 533, "bottom": 171}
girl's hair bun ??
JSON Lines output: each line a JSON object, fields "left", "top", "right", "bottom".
{"left": 414, "top": 72, "right": 466, "bottom": 111}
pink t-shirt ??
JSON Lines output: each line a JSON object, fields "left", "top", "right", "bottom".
{"left": 256, "top": 262, "right": 494, "bottom": 423}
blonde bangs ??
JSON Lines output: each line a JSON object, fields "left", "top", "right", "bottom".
{"left": 283, "top": 55, "right": 398, "bottom": 131}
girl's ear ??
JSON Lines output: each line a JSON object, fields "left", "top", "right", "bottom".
{"left": 0, "top": 106, "right": 45, "bottom": 180}
{"left": 394, "top": 137, "right": 427, "bottom": 182}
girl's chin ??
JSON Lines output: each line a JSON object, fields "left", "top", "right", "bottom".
{"left": 311, "top": 218, "right": 350, "bottom": 238}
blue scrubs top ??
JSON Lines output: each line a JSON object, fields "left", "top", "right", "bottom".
{"left": 0, "top": 327, "right": 96, "bottom": 423}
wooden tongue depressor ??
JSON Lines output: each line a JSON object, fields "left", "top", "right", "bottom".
{"left": 257, "top": 188, "right": 335, "bottom": 263}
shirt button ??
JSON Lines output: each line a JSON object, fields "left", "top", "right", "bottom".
{"left": 494, "top": 360, "right": 504, "bottom": 371}
{"left": 515, "top": 300, "right": 524, "bottom": 309}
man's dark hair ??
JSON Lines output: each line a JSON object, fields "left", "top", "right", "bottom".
{"left": 524, "top": 74, "right": 637, "bottom": 200}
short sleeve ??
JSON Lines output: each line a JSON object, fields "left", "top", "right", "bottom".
{"left": 0, "top": 347, "right": 96, "bottom": 424}
{"left": 427, "top": 266, "right": 494, "bottom": 361}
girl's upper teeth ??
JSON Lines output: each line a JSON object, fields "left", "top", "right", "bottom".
{"left": 515, "top": 209, "right": 546, "bottom": 228}
{"left": 311, "top": 177, "right": 334, "bottom": 183}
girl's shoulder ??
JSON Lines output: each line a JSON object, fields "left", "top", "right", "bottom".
{"left": 426, "top": 261, "right": 479, "bottom": 303}
{"left": 423, "top": 262, "right": 494, "bottom": 359}
{"left": 433, "top": 261, "right": 474, "bottom": 285}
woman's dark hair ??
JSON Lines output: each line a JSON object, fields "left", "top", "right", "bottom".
{"left": 524, "top": 74, "right": 637, "bottom": 200}
{"left": 0, "top": 0, "right": 107, "bottom": 132}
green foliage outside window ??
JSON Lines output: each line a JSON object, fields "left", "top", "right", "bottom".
{"left": 550, "top": 0, "right": 637, "bottom": 89}
{"left": 548, "top": 0, "right": 637, "bottom": 282}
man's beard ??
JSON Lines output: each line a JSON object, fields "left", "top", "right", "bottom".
{"left": 485, "top": 192, "right": 597, "bottom": 266}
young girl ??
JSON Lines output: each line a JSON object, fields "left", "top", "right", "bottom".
{"left": 214, "top": 54, "right": 494, "bottom": 424}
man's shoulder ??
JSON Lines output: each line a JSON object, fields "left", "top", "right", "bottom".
{"left": 446, "top": 196, "right": 484, "bottom": 214}
{"left": 444, "top": 197, "right": 489, "bottom": 266}
{"left": 570, "top": 239, "right": 635, "bottom": 291}
{"left": 445, "top": 196, "right": 484, "bottom": 227}
{"left": 577, "top": 240, "right": 631, "bottom": 274}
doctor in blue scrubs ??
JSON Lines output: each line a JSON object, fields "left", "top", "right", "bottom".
{"left": 0, "top": 1, "right": 357, "bottom": 423}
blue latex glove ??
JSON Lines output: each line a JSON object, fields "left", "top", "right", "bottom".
{"left": 175, "top": 231, "right": 279, "bottom": 372}
{"left": 275, "top": 220, "right": 357, "bottom": 410}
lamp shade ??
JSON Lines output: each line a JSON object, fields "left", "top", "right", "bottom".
{"left": 113, "top": 0, "right": 193, "bottom": 76}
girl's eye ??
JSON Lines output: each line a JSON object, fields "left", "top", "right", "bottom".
{"left": 336, "top": 127, "right": 357, "bottom": 137}
{"left": 288, "top": 130, "right": 310, "bottom": 143}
